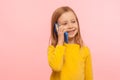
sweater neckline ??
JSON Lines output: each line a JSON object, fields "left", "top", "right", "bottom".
{"left": 63, "top": 43, "right": 80, "bottom": 47}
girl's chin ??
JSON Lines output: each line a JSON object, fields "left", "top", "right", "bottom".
{"left": 68, "top": 31, "right": 77, "bottom": 38}
{"left": 68, "top": 34, "right": 76, "bottom": 39}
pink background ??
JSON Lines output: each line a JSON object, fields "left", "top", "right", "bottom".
{"left": 0, "top": 0, "right": 120, "bottom": 80}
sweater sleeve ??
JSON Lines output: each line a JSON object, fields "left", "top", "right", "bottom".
{"left": 47, "top": 45, "right": 65, "bottom": 72}
{"left": 84, "top": 47, "right": 93, "bottom": 80}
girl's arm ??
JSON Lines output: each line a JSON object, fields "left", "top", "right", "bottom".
{"left": 47, "top": 45, "right": 65, "bottom": 72}
{"left": 84, "top": 47, "right": 93, "bottom": 80}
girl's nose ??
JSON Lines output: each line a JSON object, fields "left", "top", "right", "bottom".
{"left": 68, "top": 23, "right": 73, "bottom": 29}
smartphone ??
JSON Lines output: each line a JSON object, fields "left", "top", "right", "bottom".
{"left": 54, "top": 23, "right": 68, "bottom": 43}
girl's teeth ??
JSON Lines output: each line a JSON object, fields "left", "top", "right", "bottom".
{"left": 68, "top": 30, "right": 75, "bottom": 34}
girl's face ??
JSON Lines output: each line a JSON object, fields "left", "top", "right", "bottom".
{"left": 58, "top": 11, "right": 78, "bottom": 39}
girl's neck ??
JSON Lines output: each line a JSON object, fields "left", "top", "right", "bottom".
{"left": 68, "top": 37, "right": 75, "bottom": 44}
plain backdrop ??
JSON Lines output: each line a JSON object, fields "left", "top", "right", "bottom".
{"left": 0, "top": 0, "right": 120, "bottom": 80}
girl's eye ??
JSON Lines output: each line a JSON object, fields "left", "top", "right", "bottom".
{"left": 62, "top": 23, "right": 67, "bottom": 25}
{"left": 71, "top": 21, "right": 76, "bottom": 23}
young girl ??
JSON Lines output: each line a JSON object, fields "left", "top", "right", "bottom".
{"left": 48, "top": 6, "right": 93, "bottom": 80}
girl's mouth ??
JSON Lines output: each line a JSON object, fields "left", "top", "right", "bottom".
{"left": 67, "top": 29, "right": 75, "bottom": 35}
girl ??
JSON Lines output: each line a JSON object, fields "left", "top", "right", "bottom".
{"left": 48, "top": 6, "right": 93, "bottom": 80}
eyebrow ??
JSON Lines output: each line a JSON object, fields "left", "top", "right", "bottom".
{"left": 71, "top": 19, "right": 76, "bottom": 21}
{"left": 60, "top": 18, "right": 76, "bottom": 23}
{"left": 62, "top": 21, "right": 68, "bottom": 23}
{"left": 62, "top": 19, "right": 76, "bottom": 22}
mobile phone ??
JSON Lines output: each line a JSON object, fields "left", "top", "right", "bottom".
{"left": 54, "top": 23, "right": 68, "bottom": 43}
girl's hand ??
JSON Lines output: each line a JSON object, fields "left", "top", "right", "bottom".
{"left": 56, "top": 25, "right": 67, "bottom": 45}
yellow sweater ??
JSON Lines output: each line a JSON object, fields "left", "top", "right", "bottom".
{"left": 48, "top": 43, "right": 93, "bottom": 80}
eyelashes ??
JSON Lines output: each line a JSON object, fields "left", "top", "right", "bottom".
{"left": 63, "top": 23, "right": 67, "bottom": 25}
{"left": 71, "top": 20, "right": 76, "bottom": 23}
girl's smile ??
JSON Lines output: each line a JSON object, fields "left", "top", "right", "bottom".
{"left": 58, "top": 11, "right": 78, "bottom": 39}
{"left": 67, "top": 28, "right": 76, "bottom": 35}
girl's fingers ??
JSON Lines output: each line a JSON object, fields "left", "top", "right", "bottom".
{"left": 58, "top": 25, "right": 75, "bottom": 33}
{"left": 58, "top": 26, "right": 75, "bottom": 33}
{"left": 59, "top": 25, "right": 66, "bottom": 32}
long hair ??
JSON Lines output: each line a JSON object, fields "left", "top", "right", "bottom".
{"left": 49, "top": 6, "right": 84, "bottom": 47}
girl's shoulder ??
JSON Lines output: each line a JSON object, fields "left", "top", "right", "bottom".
{"left": 80, "top": 45, "right": 91, "bottom": 57}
